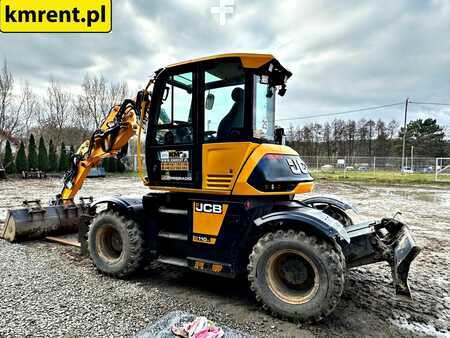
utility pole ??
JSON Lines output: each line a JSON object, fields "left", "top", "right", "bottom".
{"left": 411, "top": 146, "right": 414, "bottom": 172}
{"left": 401, "top": 98, "right": 409, "bottom": 173}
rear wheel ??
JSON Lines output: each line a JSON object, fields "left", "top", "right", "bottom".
{"left": 248, "top": 230, "right": 345, "bottom": 322}
{"left": 88, "top": 211, "right": 144, "bottom": 278}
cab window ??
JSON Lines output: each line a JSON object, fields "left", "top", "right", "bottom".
{"left": 156, "top": 72, "right": 193, "bottom": 145}
{"left": 253, "top": 75, "right": 275, "bottom": 142}
{"left": 203, "top": 62, "right": 245, "bottom": 142}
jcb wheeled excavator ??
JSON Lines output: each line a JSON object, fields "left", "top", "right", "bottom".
{"left": 1, "top": 54, "right": 420, "bottom": 322}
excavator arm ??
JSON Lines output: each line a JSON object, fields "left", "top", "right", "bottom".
{"left": 60, "top": 88, "right": 152, "bottom": 204}
{"left": 1, "top": 84, "right": 152, "bottom": 242}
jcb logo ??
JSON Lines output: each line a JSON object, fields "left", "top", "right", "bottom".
{"left": 287, "top": 157, "right": 308, "bottom": 175}
{"left": 195, "top": 203, "right": 222, "bottom": 214}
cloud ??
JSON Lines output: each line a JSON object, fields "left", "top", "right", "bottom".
{"left": 0, "top": 0, "right": 449, "bottom": 131}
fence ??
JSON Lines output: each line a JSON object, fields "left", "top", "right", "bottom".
{"left": 123, "top": 154, "right": 448, "bottom": 182}
{"left": 302, "top": 156, "right": 436, "bottom": 173}
{"left": 435, "top": 158, "right": 450, "bottom": 182}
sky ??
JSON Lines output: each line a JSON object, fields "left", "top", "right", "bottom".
{"left": 1, "top": 0, "right": 450, "bottom": 133}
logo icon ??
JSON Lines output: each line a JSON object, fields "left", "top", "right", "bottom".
{"left": 287, "top": 158, "right": 309, "bottom": 175}
{"left": 195, "top": 202, "right": 223, "bottom": 214}
{"left": 210, "top": 0, "right": 234, "bottom": 26}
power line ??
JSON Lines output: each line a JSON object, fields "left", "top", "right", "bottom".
{"left": 410, "top": 101, "right": 450, "bottom": 106}
{"left": 275, "top": 102, "right": 404, "bottom": 122}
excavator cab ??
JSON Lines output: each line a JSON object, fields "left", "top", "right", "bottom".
{"left": 1, "top": 53, "right": 420, "bottom": 323}
{"left": 145, "top": 54, "right": 295, "bottom": 192}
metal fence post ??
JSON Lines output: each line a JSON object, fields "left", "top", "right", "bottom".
{"left": 373, "top": 156, "right": 376, "bottom": 174}
{"left": 435, "top": 158, "right": 438, "bottom": 182}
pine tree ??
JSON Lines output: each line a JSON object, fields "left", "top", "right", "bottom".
{"left": 108, "top": 157, "right": 117, "bottom": 172}
{"left": 15, "top": 141, "right": 27, "bottom": 173}
{"left": 58, "top": 142, "right": 70, "bottom": 172}
{"left": 48, "top": 140, "right": 58, "bottom": 172}
{"left": 3, "top": 140, "right": 15, "bottom": 174}
{"left": 38, "top": 136, "right": 49, "bottom": 171}
{"left": 117, "top": 159, "right": 126, "bottom": 173}
{"left": 102, "top": 158, "right": 110, "bottom": 172}
{"left": 27, "top": 134, "right": 38, "bottom": 170}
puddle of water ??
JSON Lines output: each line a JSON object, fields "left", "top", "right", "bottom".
{"left": 391, "top": 318, "right": 449, "bottom": 337}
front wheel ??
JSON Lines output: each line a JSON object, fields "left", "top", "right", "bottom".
{"left": 248, "top": 230, "right": 345, "bottom": 322}
{"left": 88, "top": 211, "right": 145, "bottom": 278}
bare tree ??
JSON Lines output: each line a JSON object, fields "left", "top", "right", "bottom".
{"left": 0, "top": 60, "right": 14, "bottom": 142}
{"left": 367, "top": 119, "right": 376, "bottom": 156}
{"left": 41, "top": 78, "right": 72, "bottom": 144}
{"left": 75, "top": 74, "right": 129, "bottom": 131}
{"left": 323, "top": 122, "right": 332, "bottom": 158}
{"left": 20, "top": 82, "right": 40, "bottom": 137}
{"left": 357, "top": 119, "right": 368, "bottom": 156}
{"left": 287, "top": 123, "right": 296, "bottom": 143}
{"left": 0, "top": 60, "right": 27, "bottom": 151}
{"left": 108, "top": 80, "right": 128, "bottom": 108}
{"left": 76, "top": 74, "right": 107, "bottom": 130}
{"left": 332, "top": 119, "right": 346, "bottom": 156}
{"left": 345, "top": 120, "right": 356, "bottom": 158}
{"left": 312, "top": 123, "right": 323, "bottom": 156}
{"left": 387, "top": 119, "right": 399, "bottom": 140}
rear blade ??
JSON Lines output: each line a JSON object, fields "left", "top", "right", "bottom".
{"left": 390, "top": 225, "right": 421, "bottom": 298}
{"left": 346, "top": 218, "right": 421, "bottom": 299}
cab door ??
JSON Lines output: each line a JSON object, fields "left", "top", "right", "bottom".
{"left": 200, "top": 60, "right": 257, "bottom": 192}
{"left": 146, "top": 66, "right": 202, "bottom": 188}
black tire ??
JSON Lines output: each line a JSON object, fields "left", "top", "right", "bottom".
{"left": 88, "top": 211, "right": 145, "bottom": 278}
{"left": 248, "top": 230, "right": 345, "bottom": 322}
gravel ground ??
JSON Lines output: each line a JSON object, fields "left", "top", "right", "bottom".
{"left": 0, "top": 177, "right": 449, "bottom": 337}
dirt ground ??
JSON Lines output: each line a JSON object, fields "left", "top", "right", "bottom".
{"left": 0, "top": 176, "right": 449, "bottom": 337}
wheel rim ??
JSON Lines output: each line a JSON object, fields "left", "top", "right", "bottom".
{"left": 95, "top": 225, "right": 123, "bottom": 263}
{"left": 266, "top": 249, "right": 320, "bottom": 305}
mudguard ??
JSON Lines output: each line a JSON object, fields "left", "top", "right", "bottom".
{"left": 90, "top": 196, "right": 144, "bottom": 216}
{"left": 301, "top": 196, "right": 355, "bottom": 212}
{"left": 254, "top": 207, "right": 350, "bottom": 243}
{"left": 301, "top": 195, "right": 361, "bottom": 226}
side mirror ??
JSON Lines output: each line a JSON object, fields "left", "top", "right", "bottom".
{"left": 278, "top": 84, "right": 287, "bottom": 97}
{"left": 205, "top": 93, "right": 215, "bottom": 110}
{"left": 275, "top": 128, "right": 286, "bottom": 145}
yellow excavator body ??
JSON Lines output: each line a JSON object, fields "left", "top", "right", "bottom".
{"left": 0, "top": 54, "right": 420, "bottom": 324}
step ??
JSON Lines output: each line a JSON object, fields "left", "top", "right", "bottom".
{"left": 158, "top": 206, "right": 188, "bottom": 216}
{"left": 158, "top": 231, "right": 188, "bottom": 241}
{"left": 157, "top": 256, "right": 188, "bottom": 267}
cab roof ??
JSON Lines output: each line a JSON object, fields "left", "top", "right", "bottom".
{"left": 166, "top": 53, "right": 275, "bottom": 69}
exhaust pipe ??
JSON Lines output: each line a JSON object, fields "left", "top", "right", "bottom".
{"left": 1, "top": 199, "right": 90, "bottom": 242}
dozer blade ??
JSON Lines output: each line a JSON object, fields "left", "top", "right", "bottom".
{"left": 387, "top": 222, "right": 421, "bottom": 298}
{"left": 0, "top": 200, "right": 88, "bottom": 242}
{"left": 345, "top": 218, "right": 421, "bottom": 299}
